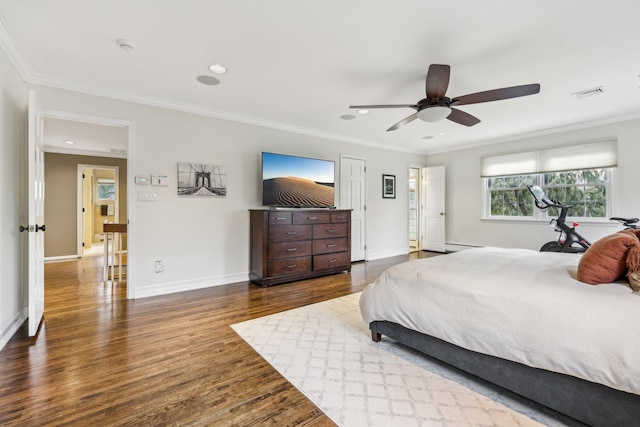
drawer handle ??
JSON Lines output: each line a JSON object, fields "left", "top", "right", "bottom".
{"left": 327, "top": 229, "right": 336, "bottom": 233}
{"left": 287, "top": 264, "right": 297, "bottom": 268}
{"left": 327, "top": 244, "right": 336, "bottom": 248}
{"left": 287, "top": 248, "right": 297, "bottom": 252}
{"left": 327, "top": 259, "right": 337, "bottom": 263}
{"left": 275, "top": 217, "right": 287, "bottom": 220}
{"left": 308, "top": 216, "right": 318, "bottom": 220}
{"left": 286, "top": 231, "right": 297, "bottom": 235}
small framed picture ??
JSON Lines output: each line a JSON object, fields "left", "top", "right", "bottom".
{"left": 382, "top": 174, "right": 396, "bottom": 199}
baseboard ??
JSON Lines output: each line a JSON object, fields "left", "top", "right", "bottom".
{"left": 366, "top": 247, "right": 409, "bottom": 261}
{"left": 0, "top": 307, "right": 27, "bottom": 352}
{"left": 134, "top": 272, "right": 250, "bottom": 299}
{"left": 444, "top": 242, "right": 483, "bottom": 252}
{"left": 45, "top": 255, "right": 80, "bottom": 262}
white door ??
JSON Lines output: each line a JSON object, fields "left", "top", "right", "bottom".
{"left": 25, "top": 90, "right": 46, "bottom": 336}
{"left": 340, "top": 156, "right": 366, "bottom": 261}
{"left": 421, "top": 166, "right": 446, "bottom": 252}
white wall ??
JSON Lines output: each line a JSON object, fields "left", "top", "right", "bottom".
{"left": 426, "top": 119, "right": 640, "bottom": 251}
{"left": 32, "top": 85, "right": 423, "bottom": 298}
{"left": 0, "top": 45, "right": 28, "bottom": 348}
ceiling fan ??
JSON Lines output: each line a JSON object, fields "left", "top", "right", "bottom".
{"left": 350, "top": 64, "right": 540, "bottom": 131}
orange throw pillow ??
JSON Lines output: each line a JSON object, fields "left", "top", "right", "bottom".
{"left": 577, "top": 230, "right": 640, "bottom": 285}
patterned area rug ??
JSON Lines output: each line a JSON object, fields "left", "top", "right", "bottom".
{"left": 232, "top": 293, "right": 571, "bottom": 427}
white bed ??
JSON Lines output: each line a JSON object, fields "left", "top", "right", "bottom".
{"left": 359, "top": 247, "right": 640, "bottom": 425}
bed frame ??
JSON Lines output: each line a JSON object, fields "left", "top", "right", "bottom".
{"left": 370, "top": 320, "right": 640, "bottom": 427}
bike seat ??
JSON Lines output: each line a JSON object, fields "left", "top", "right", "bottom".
{"left": 610, "top": 217, "right": 639, "bottom": 224}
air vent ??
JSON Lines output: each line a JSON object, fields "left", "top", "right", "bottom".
{"left": 572, "top": 86, "right": 606, "bottom": 99}
{"left": 109, "top": 148, "right": 127, "bottom": 154}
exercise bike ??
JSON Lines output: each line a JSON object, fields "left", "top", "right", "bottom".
{"left": 610, "top": 216, "right": 639, "bottom": 230}
{"left": 527, "top": 185, "right": 591, "bottom": 253}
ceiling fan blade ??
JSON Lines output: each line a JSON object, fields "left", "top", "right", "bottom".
{"left": 387, "top": 112, "right": 418, "bottom": 131}
{"left": 426, "top": 64, "right": 450, "bottom": 99}
{"left": 447, "top": 108, "right": 481, "bottom": 127}
{"left": 454, "top": 83, "right": 540, "bottom": 105}
{"left": 350, "top": 104, "right": 417, "bottom": 109}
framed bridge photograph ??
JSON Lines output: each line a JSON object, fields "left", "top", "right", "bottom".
{"left": 177, "top": 162, "right": 227, "bottom": 197}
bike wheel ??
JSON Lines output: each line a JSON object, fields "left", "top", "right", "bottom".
{"left": 540, "top": 241, "right": 563, "bottom": 252}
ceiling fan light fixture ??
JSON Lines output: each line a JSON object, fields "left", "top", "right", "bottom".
{"left": 417, "top": 106, "right": 451, "bottom": 122}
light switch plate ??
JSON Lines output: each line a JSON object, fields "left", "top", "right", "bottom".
{"left": 151, "top": 174, "right": 169, "bottom": 186}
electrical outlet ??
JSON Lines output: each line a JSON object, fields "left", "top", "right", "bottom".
{"left": 155, "top": 260, "right": 164, "bottom": 273}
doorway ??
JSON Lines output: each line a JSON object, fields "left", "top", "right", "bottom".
{"left": 79, "top": 165, "right": 120, "bottom": 257}
{"left": 409, "top": 167, "right": 420, "bottom": 252}
{"left": 42, "top": 110, "right": 134, "bottom": 299}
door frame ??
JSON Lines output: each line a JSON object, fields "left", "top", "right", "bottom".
{"left": 43, "top": 109, "right": 135, "bottom": 300}
{"left": 76, "top": 164, "right": 120, "bottom": 257}
{"left": 408, "top": 165, "right": 422, "bottom": 252}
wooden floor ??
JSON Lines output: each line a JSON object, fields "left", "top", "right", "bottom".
{"left": 0, "top": 251, "right": 438, "bottom": 426}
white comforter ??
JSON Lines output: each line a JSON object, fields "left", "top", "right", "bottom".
{"left": 360, "top": 247, "right": 640, "bottom": 394}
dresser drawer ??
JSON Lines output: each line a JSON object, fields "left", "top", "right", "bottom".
{"left": 269, "top": 211, "right": 292, "bottom": 225}
{"left": 331, "top": 211, "right": 349, "bottom": 223}
{"left": 312, "top": 223, "right": 348, "bottom": 239}
{"left": 268, "top": 256, "right": 312, "bottom": 276}
{"left": 269, "top": 225, "right": 312, "bottom": 242}
{"left": 313, "top": 252, "right": 350, "bottom": 271}
{"left": 312, "top": 237, "right": 348, "bottom": 255}
{"left": 293, "top": 211, "right": 331, "bottom": 224}
{"left": 269, "top": 241, "right": 312, "bottom": 259}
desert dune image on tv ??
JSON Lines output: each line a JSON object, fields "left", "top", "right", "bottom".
{"left": 262, "top": 153, "right": 334, "bottom": 207}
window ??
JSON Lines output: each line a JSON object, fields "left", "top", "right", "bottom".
{"left": 481, "top": 140, "right": 616, "bottom": 222}
{"left": 485, "top": 168, "right": 612, "bottom": 220}
{"left": 96, "top": 179, "right": 116, "bottom": 200}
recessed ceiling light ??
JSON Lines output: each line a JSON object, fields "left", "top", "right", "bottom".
{"left": 340, "top": 114, "right": 356, "bottom": 120}
{"left": 438, "top": 132, "right": 447, "bottom": 136}
{"left": 357, "top": 109, "right": 369, "bottom": 115}
{"left": 63, "top": 140, "right": 76, "bottom": 145}
{"left": 116, "top": 39, "right": 135, "bottom": 51}
{"left": 209, "top": 64, "right": 227, "bottom": 74}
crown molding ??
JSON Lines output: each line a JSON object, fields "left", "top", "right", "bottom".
{"left": 0, "top": 13, "right": 34, "bottom": 80}
{"left": 423, "top": 111, "right": 640, "bottom": 156}
{"left": 28, "top": 73, "right": 420, "bottom": 156}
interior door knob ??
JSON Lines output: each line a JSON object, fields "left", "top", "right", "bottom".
{"left": 19, "top": 225, "right": 30, "bottom": 232}
{"left": 35, "top": 224, "right": 46, "bottom": 232}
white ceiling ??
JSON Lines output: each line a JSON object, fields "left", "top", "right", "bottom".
{"left": 1, "top": 1, "right": 640, "bottom": 155}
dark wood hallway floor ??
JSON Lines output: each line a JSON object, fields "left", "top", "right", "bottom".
{"left": 0, "top": 251, "right": 437, "bottom": 426}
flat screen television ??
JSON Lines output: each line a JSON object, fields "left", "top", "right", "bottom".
{"left": 261, "top": 152, "right": 335, "bottom": 208}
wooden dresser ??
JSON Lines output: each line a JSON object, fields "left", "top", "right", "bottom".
{"left": 249, "top": 209, "right": 352, "bottom": 287}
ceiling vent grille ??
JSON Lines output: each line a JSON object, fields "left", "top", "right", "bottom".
{"left": 109, "top": 148, "right": 127, "bottom": 154}
{"left": 572, "top": 86, "right": 606, "bottom": 99}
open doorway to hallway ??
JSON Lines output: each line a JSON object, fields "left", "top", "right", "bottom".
{"left": 409, "top": 167, "right": 421, "bottom": 252}
{"left": 79, "top": 165, "right": 120, "bottom": 257}
{"left": 43, "top": 115, "right": 130, "bottom": 291}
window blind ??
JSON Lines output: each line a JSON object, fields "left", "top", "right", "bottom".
{"left": 481, "top": 140, "right": 617, "bottom": 177}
